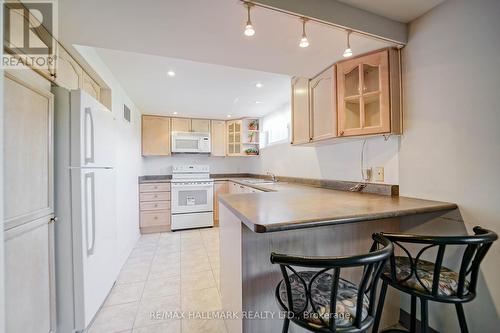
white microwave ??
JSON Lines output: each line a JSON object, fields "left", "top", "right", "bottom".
{"left": 171, "top": 132, "right": 211, "bottom": 153}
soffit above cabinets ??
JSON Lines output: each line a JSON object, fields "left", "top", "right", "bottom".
{"left": 338, "top": 0, "right": 446, "bottom": 23}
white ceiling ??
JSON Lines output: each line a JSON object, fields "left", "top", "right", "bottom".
{"left": 57, "top": 0, "right": 412, "bottom": 118}
{"left": 93, "top": 47, "right": 291, "bottom": 118}
{"left": 58, "top": 0, "right": 391, "bottom": 78}
{"left": 338, "top": 0, "right": 446, "bottom": 23}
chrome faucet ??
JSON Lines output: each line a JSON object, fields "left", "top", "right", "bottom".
{"left": 267, "top": 172, "right": 277, "bottom": 182}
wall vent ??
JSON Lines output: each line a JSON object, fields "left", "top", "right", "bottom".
{"left": 123, "top": 104, "right": 131, "bottom": 122}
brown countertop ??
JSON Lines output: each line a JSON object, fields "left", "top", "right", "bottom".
{"left": 138, "top": 174, "right": 252, "bottom": 184}
{"left": 218, "top": 180, "right": 458, "bottom": 233}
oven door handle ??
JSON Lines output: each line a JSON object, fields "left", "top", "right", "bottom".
{"left": 171, "top": 183, "right": 213, "bottom": 187}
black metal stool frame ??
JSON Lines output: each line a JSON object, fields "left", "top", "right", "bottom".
{"left": 271, "top": 234, "right": 393, "bottom": 333}
{"left": 372, "top": 226, "right": 498, "bottom": 333}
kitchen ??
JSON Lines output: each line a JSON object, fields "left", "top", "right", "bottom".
{"left": 1, "top": 0, "right": 500, "bottom": 333}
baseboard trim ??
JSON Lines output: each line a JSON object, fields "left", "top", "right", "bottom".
{"left": 399, "top": 309, "right": 439, "bottom": 333}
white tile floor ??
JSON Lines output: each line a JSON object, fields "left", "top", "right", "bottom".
{"left": 89, "top": 227, "right": 226, "bottom": 333}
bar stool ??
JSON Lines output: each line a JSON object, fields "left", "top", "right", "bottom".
{"left": 270, "top": 234, "right": 393, "bottom": 333}
{"left": 372, "top": 226, "right": 498, "bottom": 333}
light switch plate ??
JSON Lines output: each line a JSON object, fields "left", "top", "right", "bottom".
{"left": 374, "top": 167, "right": 384, "bottom": 182}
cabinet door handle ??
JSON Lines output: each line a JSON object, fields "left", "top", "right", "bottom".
{"left": 339, "top": 130, "right": 345, "bottom": 136}
{"left": 49, "top": 217, "right": 58, "bottom": 224}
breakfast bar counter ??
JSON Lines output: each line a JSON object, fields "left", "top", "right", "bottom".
{"left": 217, "top": 179, "right": 457, "bottom": 333}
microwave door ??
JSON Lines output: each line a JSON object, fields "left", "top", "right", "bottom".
{"left": 173, "top": 137, "right": 200, "bottom": 153}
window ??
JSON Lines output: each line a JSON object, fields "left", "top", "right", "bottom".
{"left": 261, "top": 104, "right": 291, "bottom": 147}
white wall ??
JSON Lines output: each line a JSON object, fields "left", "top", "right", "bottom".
{"left": 75, "top": 46, "right": 144, "bottom": 267}
{"left": 399, "top": 0, "right": 500, "bottom": 330}
{"left": 250, "top": 104, "right": 400, "bottom": 184}
{"left": 143, "top": 155, "right": 251, "bottom": 175}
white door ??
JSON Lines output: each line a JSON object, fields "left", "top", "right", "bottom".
{"left": 71, "top": 167, "right": 118, "bottom": 330}
{"left": 71, "top": 90, "right": 115, "bottom": 168}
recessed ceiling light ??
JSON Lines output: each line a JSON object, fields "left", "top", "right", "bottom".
{"left": 255, "top": 101, "right": 263, "bottom": 104}
{"left": 255, "top": 82, "right": 263, "bottom": 88}
{"left": 167, "top": 70, "right": 176, "bottom": 77}
{"left": 227, "top": 114, "right": 232, "bottom": 118}
{"left": 173, "top": 112, "right": 178, "bottom": 115}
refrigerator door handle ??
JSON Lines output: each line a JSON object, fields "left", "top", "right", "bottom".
{"left": 84, "top": 107, "right": 95, "bottom": 164}
{"left": 85, "top": 172, "right": 96, "bottom": 256}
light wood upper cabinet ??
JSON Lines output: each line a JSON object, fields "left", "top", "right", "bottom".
{"left": 291, "top": 77, "right": 311, "bottom": 144}
{"left": 310, "top": 66, "right": 337, "bottom": 141}
{"left": 142, "top": 115, "right": 171, "bottom": 156}
{"left": 171, "top": 118, "right": 211, "bottom": 132}
{"left": 171, "top": 117, "right": 191, "bottom": 132}
{"left": 337, "top": 48, "right": 401, "bottom": 137}
{"left": 54, "top": 45, "right": 83, "bottom": 90}
{"left": 82, "top": 72, "right": 101, "bottom": 101}
{"left": 227, "top": 120, "right": 242, "bottom": 156}
{"left": 211, "top": 120, "right": 226, "bottom": 156}
{"left": 191, "top": 119, "right": 210, "bottom": 132}
{"left": 4, "top": 72, "right": 54, "bottom": 230}
{"left": 3, "top": 3, "right": 56, "bottom": 80}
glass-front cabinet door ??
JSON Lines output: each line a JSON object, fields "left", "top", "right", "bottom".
{"left": 337, "top": 49, "right": 391, "bottom": 136}
{"left": 227, "top": 120, "right": 242, "bottom": 156}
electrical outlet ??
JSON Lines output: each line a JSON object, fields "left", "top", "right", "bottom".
{"left": 373, "top": 167, "right": 384, "bottom": 182}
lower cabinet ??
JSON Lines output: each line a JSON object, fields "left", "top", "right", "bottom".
{"left": 5, "top": 215, "right": 56, "bottom": 333}
{"left": 139, "top": 182, "right": 171, "bottom": 233}
{"left": 228, "top": 181, "right": 263, "bottom": 194}
{"left": 213, "top": 181, "right": 229, "bottom": 226}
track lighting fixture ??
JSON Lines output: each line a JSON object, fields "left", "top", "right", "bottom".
{"left": 343, "top": 30, "right": 353, "bottom": 57}
{"left": 299, "top": 18, "right": 309, "bottom": 48}
{"left": 244, "top": 2, "right": 255, "bottom": 37}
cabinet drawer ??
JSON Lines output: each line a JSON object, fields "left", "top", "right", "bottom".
{"left": 140, "top": 192, "right": 170, "bottom": 202}
{"left": 140, "top": 210, "right": 170, "bottom": 227}
{"left": 140, "top": 201, "right": 170, "bottom": 211}
{"left": 139, "top": 183, "right": 170, "bottom": 192}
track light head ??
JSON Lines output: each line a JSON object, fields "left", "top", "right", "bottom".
{"left": 244, "top": 2, "right": 255, "bottom": 37}
{"left": 343, "top": 30, "right": 353, "bottom": 57}
{"left": 299, "top": 18, "right": 309, "bottom": 48}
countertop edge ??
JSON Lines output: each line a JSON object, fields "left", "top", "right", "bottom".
{"left": 218, "top": 196, "right": 458, "bottom": 233}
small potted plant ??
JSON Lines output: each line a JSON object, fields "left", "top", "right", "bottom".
{"left": 245, "top": 147, "right": 259, "bottom": 156}
{"left": 248, "top": 132, "right": 256, "bottom": 143}
{"left": 248, "top": 120, "right": 258, "bottom": 131}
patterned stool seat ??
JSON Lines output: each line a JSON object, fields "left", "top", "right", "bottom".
{"left": 383, "top": 256, "right": 470, "bottom": 296}
{"left": 278, "top": 270, "right": 369, "bottom": 328}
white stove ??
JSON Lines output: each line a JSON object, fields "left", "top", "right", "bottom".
{"left": 171, "top": 165, "right": 214, "bottom": 231}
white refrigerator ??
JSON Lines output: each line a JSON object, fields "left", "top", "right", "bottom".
{"left": 53, "top": 87, "right": 119, "bottom": 332}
